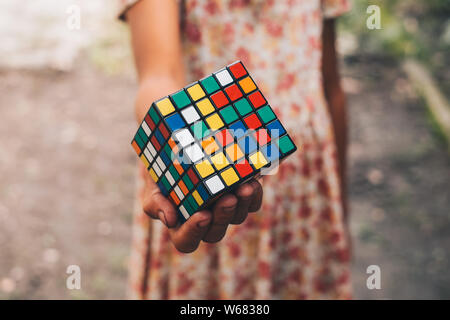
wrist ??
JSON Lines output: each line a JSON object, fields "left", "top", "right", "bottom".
{"left": 134, "top": 75, "right": 185, "bottom": 122}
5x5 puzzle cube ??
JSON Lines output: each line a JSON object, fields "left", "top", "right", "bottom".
{"left": 131, "top": 61, "right": 297, "bottom": 222}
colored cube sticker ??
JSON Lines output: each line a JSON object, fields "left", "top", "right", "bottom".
{"left": 131, "top": 61, "right": 297, "bottom": 222}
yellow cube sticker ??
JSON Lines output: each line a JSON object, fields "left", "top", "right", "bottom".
{"left": 249, "top": 151, "right": 268, "bottom": 169}
{"left": 192, "top": 190, "right": 204, "bottom": 206}
{"left": 148, "top": 168, "right": 158, "bottom": 183}
{"left": 187, "top": 83, "right": 206, "bottom": 101}
{"left": 221, "top": 167, "right": 239, "bottom": 186}
{"left": 155, "top": 98, "right": 175, "bottom": 116}
{"left": 196, "top": 98, "right": 215, "bottom": 116}
{"left": 195, "top": 159, "right": 214, "bottom": 178}
{"left": 206, "top": 113, "right": 224, "bottom": 131}
{"left": 210, "top": 152, "right": 229, "bottom": 171}
{"left": 225, "top": 143, "right": 244, "bottom": 162}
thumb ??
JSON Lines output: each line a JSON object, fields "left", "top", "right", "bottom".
{"left": 170, "top": 210, "right": 212, "bottom": 253}
{"left": 142, "top": 188, "right": 178, "bottom": 228}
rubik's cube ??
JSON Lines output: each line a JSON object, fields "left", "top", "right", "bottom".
{"left": 131, "top": 61, "right": 297, "bottom": 221}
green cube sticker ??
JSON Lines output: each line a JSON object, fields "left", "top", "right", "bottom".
{"left": 220, "top": 106, "right": 239, "bottom": 124}
{"left": 234, "top": 98, "right": 252, "bottom": 116}
{"left": 257, "top": 105, "right": 276, "bottom": 124}
{"left": 161, "top": 176, "right": 171, "bottom": 192}
{"left": 134, "top": 134, "right": 146, "bottom": 149}
{"left": 277, "top": 135, "right": 295, "bottom": 153}
{"left": 201, "top": 76, "right": 220, "bottom": 94}
{"left": 148, "top": 106, "right": 160, "bottom": 124}
{"left": 182, "top": 174, "right": 194, "bottom": 191}
{"left": 168, "top": 165, "right": 180, "bottom": 181}
{"left": 172, "top": 90, "right": 191, "bottom": 109}
{"left": 183, "top": 199, "right": 195, "bottom": 215}
{"left": 163, "top": 144, "right": 173, "bottom": 160}
{"left": 186, "top": 194, "right": 199, "bottom": 212}
{"left": 137, "top": 127, "right": 148, "bottom": 143}
{"left": 190, "top": 121, "right": 210, "bottom": 139}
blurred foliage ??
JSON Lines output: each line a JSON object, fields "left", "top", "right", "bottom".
{"left": 87, "top": 22, "right": 133, "bottom": 76}
{"left": 340, "top": 0, "right": 450, "bottom": 61}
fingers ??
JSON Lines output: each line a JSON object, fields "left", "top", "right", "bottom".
{"left": 142, "top": 186, "right": 178, "bottom": 228}
{"left": 248, "top": 180, "right": 263, "bottom": 212}
{"left": 202, "top": 194, "right": 238, "bottom": 243}
{"left": 230, "top": 182, "right": 254, "bottom": 224}
{"left": 170, "top": 210, "right": 212, "bottom": 253}
{"left": 141, "top": 168, "right": 264, "bottom": 253}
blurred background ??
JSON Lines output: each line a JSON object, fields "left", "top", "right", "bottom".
{"left": 0, "top": 0, "right": 449, "bottom": 299}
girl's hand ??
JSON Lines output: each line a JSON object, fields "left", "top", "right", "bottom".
{"left": 139, "top": 162, "right": 263, "bottom": 253}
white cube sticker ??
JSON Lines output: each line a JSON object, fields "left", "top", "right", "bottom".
{"left": 147, "top": 145, "right": 157, "bottom": 157}
{"left": 175, "top": 128, "right": 195, "bottom": 147}
{"left": 165, "top": 171, "right": 175, "bottom": 186}
{"left": 174, "top": 186, "right": 184, "bottom": 200}
{"left": 205, "top": 175, "right": 225, "bottom": 194}
{"left": 153, "top": 162, "right": 162, "bottom": 177}
{"left": 144, "top": 148, "right": 153, "bottom": 162}
{"left": 156, "top": 156, "right": 166, "bottom": 171}
{"left": 184, "top": 143, "right": 204, "bottom": 163}
{"left": 141, "top": 121, "right": 152, "bottom": 136}
{"left": 179, "top": 205, "right": 190, "bottom": 219}
{"left": 215, "top": 69, "right": 233, "bottom": 86}
{"left": 181, "top": 106, "right": 201, "bottom": 124}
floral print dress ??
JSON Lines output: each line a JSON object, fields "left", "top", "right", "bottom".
{"left": 119, "top": 0, "right": 351, "bottom": 299}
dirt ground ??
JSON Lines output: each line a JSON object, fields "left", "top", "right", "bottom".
{"left": 0, "top": 54, "right": 449, "bottom": 299}
{"left": 346, "top": 55, "right": 450, "bottom": 299}
{"left": 0, "top": 60, "right": 136, "bottom": 299}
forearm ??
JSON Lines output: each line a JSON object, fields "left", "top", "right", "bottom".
{"left": 326, "top": 84, "right": 347, "bottom": 192}
{"left": 126, "top": 0, "right": 185, "bottom": 122}
{"left": 322, "top": 19, "right": 348, "bottom": 217}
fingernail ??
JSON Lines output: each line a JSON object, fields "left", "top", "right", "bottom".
{"left": 198, "top": 219, "right": 210, "bottom": 228}
{"left": 158, "top": 210, "right": 168, "bottom": 227}
{"left": 223, "top": 206, "right": 236, "bottom": 214}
